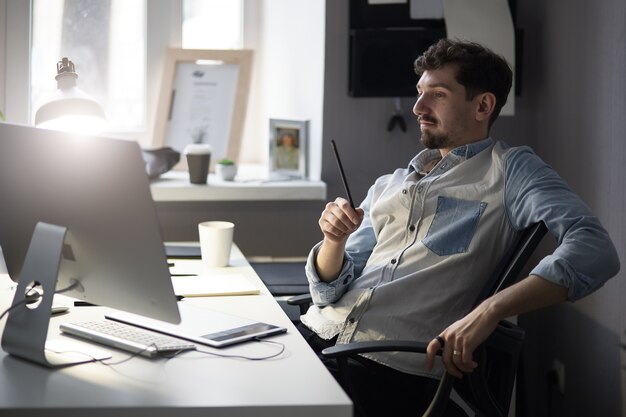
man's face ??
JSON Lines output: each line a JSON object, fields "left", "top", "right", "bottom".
{"left": 413, "top": 64, "right": 480, "bottom": 154}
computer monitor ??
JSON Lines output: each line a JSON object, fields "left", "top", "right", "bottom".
{"left": 0, "top": 122, "right": 180, "bottom": 364}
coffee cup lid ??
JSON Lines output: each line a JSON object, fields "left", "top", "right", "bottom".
{"left": 184, "top": 143, "right": 212, "bottom": 155}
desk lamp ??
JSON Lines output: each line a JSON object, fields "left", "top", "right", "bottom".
{"left": 34, "top": 57, "right": 106, "bottom": 134}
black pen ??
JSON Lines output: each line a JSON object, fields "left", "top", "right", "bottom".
{"left": 330, "top": 139, "right": 355, "bottom": 209}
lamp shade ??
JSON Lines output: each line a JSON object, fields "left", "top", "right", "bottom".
{"left": 34, "top": 58, "right": 106, "bottom": 134}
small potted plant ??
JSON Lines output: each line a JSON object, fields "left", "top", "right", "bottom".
{"left": 216, "top": 158, "right": 237, "bottom": 181}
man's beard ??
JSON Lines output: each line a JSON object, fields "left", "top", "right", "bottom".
{"left": 421, "top": 130, "right": 452, "bottom": 149}
{"left": 419, "top": 116, "right": 452, "bottom": 149}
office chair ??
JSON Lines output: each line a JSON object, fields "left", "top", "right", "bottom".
{"left": 289, "top": 222, "right": 548, "bottom": 417}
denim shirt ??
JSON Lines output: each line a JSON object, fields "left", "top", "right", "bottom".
{"left": 302, "top": 138, "right": 619, "bottom": 377}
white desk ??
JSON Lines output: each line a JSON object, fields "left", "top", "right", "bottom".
{"left": 0, "top": 245, "right": 352, "bottom": 417}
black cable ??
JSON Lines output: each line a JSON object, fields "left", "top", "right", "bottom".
{"left": 193, "top": 338, "right": 286, "bottom": 361}
{"left": 0, "top": 298, "right": 30, "bottom": 321}
{"left": 54, "top": 281, "right": 81, "bottom": 295}
{"left": 0, "top": 285, "right": 43, "bottom": 321}
{"left": 0, "top": 281, "right": 81, "bottom": 321}
{"left": 95, "top": 338, "right": 285, "bottom": 366}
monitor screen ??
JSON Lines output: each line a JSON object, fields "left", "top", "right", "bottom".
{"left": 0, "top": 122, "right": 180, "bottom": 324}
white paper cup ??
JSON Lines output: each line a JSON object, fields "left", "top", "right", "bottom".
{"left": 198, "top": 221, "right": 234, "bottom": 268}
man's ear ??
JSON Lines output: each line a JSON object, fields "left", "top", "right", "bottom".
{"left": 475, "top": 92, "right": 496, "bottom": 122}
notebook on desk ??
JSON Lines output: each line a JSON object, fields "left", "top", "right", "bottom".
{"left": 171, "top": 274, "right": 260, "bottom": 297}
{"left": 106, "top": 302, "right": 286, "bottom": 348}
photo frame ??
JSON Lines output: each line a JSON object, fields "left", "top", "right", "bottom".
{"left": 153, "top": 48, "right": 253, "bottom": 171}
{"left": 269, "top": 119, "right": 309, "bottom": 180}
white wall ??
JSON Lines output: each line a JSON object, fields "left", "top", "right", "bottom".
{"left": 240, "top": 0, "right": 325, "bottom": 180}
{"left": 0, "top": 0, "right": 5, "bottom": 116}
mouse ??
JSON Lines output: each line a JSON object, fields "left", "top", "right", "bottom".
{"left": 51, "top": 305, "right": 69, "bottom": 315}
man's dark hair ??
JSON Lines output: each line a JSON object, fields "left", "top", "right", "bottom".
{"left": 414, "top": 39, "right": 513, "bottom": 127}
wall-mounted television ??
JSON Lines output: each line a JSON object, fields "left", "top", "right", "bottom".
{"left": 349, "top": 27, "right": 446, "bottom": 97}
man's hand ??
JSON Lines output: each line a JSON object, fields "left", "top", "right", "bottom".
{"left": 319, "top": 197, "right": 364, "bottom": 244}
{"left": 315, "top": 198, "right": 364, "bottom": 282}
{"left": 424, "top": 275, "right": 568, "bottom": 378}
{"left": 425, "top": 303, "right": 498, "bottom": 378}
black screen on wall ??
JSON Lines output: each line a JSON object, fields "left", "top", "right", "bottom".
{"left": 349, "top": 27, "right": 446, "bottom": 97}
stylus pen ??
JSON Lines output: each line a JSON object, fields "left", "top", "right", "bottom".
{"left": 330, "top": 139, "right": 355, "bottom": 209}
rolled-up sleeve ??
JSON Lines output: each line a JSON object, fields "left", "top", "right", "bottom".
{"left": 305, "top": 187, "right": 377, "bottom": 306}
{"left": 505, "top": 147, "right": 620, "bottom": 301}
{"left": 305, "top": 242, "right": 356, "bottom": 306}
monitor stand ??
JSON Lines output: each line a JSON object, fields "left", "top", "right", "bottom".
{"left": 1, "top": 222, "right": 110, "bottom": 367}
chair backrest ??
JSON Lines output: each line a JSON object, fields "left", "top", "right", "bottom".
{"left": 474, "top": 222, "right": 549, "bottom": 305}
{"left": 426, "top": 222, "right": 548, "bottom": 417}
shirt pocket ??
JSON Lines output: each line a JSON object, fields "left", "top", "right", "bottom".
{"left": 422, "top": 196, "right": 487, "bottom": 256}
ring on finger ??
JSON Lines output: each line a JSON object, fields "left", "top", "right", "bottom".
{"left": 435, "top": 335, "right": 445, "bottom": 348}
{"left": 453, "top": 349, "right": 461, "bottom": 356}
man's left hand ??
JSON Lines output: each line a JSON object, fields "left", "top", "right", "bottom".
{"left": 425, "top": 302, "right": 499, "bottom": 378}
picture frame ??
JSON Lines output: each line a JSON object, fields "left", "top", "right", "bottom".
{"left": 152, "top": 48, "right": 253, "bottom": 171}
{"left": 269, "top": 119, "right": 309, "bottom": 180}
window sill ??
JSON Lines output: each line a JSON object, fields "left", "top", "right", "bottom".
{"left": 150, "top": 169, "right": 326, "bottom": 202}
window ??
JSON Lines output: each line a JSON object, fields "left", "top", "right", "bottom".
{"left": 31, "top": 0, "right": 146, "bottom": 132}
{"left": 30, "top": 0, "right": 243, "bottom": 134}
{"left": 3, "top": 0, "right": 325, "bottom": 179}
{"left": 182, "top": 0, "right": 243, "bottom": 50}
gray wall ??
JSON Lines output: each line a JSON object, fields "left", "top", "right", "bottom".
{"left": 513, "top": 1, "right": 626, "bottom": 416}
{"left": 156, "top": 200, "right": 324, "bottom": 257}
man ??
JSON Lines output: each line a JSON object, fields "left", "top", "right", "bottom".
{"left": 299, "top": 39, "right": 620, "bottom": 416}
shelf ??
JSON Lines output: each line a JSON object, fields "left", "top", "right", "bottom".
{"left": 150, "top": 170, "right": 326, "bottom": 202}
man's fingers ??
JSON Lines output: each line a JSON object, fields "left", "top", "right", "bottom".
{"left": 320, "top": 199, "right": 361, "bottom": 238}
{"left": 425, "top": 335, "right": 474, "bottom": 378}
{"left": 424, "top": 339, "right": 440, "bottom": 371}
{"left": 449, "top": 345, "right": 477, "bottom": 374}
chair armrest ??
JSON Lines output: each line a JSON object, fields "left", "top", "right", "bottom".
{"left": 321, "top": 340, "right": 430, "bottom": 357}
{"left": 322, "top": 339, "right": 451, "bottom": 417}
{"left": 321, "top": 320, "right": 522, "bottom": 359}
{"left": 286, "top": 293, "right": 313, "bottom": 315}
{"left": 320, "top": 321, "right": 522, "bottom": 417}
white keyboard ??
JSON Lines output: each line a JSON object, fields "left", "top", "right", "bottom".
{"left": 60, "top": 320, "right": 196, "bottom": 358}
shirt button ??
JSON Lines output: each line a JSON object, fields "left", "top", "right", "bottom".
{"left": 401, "top": 189, "right": 408, "bottom": 194}
{"left": 417, "top": 185, "right": 424, "bottom": 193}
{"left": 409, "top": 225, "right": 416, "bottom": 232}
{"left": 391, "top": 259, "right": 397, "bottom": 264}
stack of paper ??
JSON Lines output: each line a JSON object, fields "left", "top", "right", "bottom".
{"left": 168, "top": 259, "right": 259, "bottom": 297}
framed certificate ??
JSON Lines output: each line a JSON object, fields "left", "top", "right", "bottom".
{"left": 153, "top": 49, "right": 253, "bottom": 171}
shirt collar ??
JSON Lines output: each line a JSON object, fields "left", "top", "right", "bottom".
{"left": 409, "top": 137, "right": 493, "bottom": 174}
{"left": 450, "top": 137, "right": 493, "bottom": 158}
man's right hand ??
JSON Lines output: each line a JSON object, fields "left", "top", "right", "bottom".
{"left": 319, "top": 197, "right": 364, "bottom": 244}
{"left": 315, "top": 198, "right": 364, "bottom": 283}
